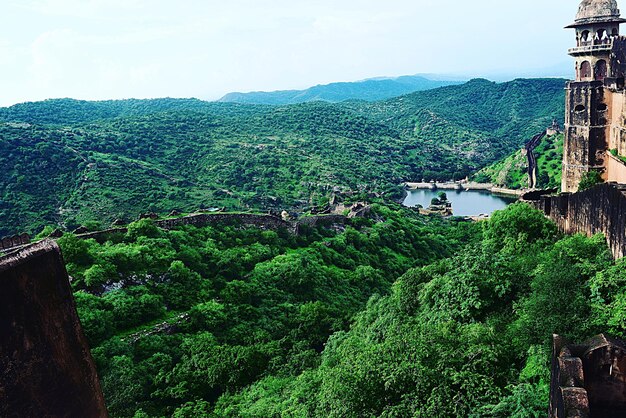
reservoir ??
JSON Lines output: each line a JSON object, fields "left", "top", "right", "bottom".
{"left": 403, "top": 189, "right": 518, "bottom": 216}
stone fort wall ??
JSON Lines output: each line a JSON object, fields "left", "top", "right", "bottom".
{"left": 74, "top": 213, "right": 295, "bottom": 242}
{"left": 0, "top": 212, "right": 352, "bottom": 253}
{"left": 74, "top": 213, "right": 348, "bottom": 243}
{"left": 527, "top": 182, "right": 626, "bottom": 259}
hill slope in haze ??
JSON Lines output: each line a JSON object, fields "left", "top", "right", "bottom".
{"left": 0, "top": 78, "right": 565, "bottom": 236}
{"left": 219, "top": 75, "right": 464, "bottom": 105}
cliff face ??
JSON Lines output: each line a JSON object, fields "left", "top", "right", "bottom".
{"left": 0, "top": 240, "right": 108, "bottom": 418}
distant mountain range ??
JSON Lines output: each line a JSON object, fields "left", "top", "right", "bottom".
{"left": 218, "top": 75, "right": 465, "bottom": 105}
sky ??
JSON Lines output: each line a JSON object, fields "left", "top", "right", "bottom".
{"left": 0, "top": 0, "right": 580, "bottom": 106}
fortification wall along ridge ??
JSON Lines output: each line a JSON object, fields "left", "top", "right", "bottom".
{"left": 0, "top": 240, "right": 108, "bottom": 417}
{"left": 0, "top": 211, "right": 355, "bottom": 254}
{"left": 0, "top": 233, "right": 30, "bottom": 251}
{"left": 155, "top": 213, "right": 293, "bottom": 231}
{"left": 73, "top": 212, "right": 349, "bottom": 243}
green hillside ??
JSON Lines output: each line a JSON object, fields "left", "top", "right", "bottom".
{"left": 345, "top": 78, "right": 565, "bottom": 180}
{"left": 0, "top": 78, "right": 566, "bottom": 236}
{"left": 475, "top": 132, "right": 564, "bottom": 190}
{"left": 0, "top": 98, "right": 268, "bottom": 126}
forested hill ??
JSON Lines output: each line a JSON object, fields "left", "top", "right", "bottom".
{"left": 0, "top": 78, "right": 565, "bottom": 236}
{"left": 345, "top": 78, "right": 566, "bottom": 169}
{"left": 0, "top": 98, "right": 266, "bottom": 126}
{"left": 219, "top": 75, "right": 463, "bottom": 105}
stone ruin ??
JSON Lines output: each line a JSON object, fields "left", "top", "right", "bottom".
{"left": 0, "top": 240, "right": 108, "bottom": 417}
{"left": 550, "top": 333, "right": 626, "bottom": 417}
{"left": 0, "top": 233, "right": 30, "bottom": 252}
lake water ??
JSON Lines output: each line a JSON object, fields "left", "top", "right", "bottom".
{"left": 402, "top": 189, "right": 518, "bottom": 217}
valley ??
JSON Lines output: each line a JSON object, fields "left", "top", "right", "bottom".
{"left": 6, "top": 0, "right": 626, "bottom": 416}
{"left": 0, "top": 78, "right": 565, "bottom": 237}
{"left": 0, "top": 77, "right": 579, "bottom": 417}
{"left": 2, "top": 73, "right": 625, "bottom": 418}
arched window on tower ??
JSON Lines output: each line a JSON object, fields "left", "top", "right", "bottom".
{"left": 595, "top": 60, "right": 608, "bottom": 81}
{"left": 598, "top": 29, "right": 608, "bottom": 44}
{"left": 581, "top": 61, "right": 592, "bottom": 80}
{"left": 581, "top": 30, "right": 591, "bottom": 45}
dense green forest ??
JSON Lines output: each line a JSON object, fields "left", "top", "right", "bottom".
{"left": 61, "top": 204, "right": 474, "bottom": 417}
{"left": 0, "top": 78, "right": 565, "bottom": 236}
{"left": 4, "top": 74, "right": 619, "bottom": 418}
{"left": 57, "top": 203, "right": 625, "bottom": 417}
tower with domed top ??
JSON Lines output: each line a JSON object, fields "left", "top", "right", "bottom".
{"left": 567, "top": 0, "right": 625, "bottom": 81}
{"left": 562, "top": 0, "right": 626, "bottom": 192}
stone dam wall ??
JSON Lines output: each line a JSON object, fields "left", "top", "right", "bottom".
{"left": 527, "top": 182, "right": 626, "bottom": 259}
{"left": 0, "top": 240, "right": 108, "bottom": 417}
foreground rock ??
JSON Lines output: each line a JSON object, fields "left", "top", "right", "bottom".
{"left": 0, "top": 240, "right": 108, "bottom": 417}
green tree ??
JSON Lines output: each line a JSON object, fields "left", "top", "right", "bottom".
{"left": 578, "top": 171, "right": 602, "bottom": 191}
{"left": 84, "top": 263, "right": 117, "bottom": 288}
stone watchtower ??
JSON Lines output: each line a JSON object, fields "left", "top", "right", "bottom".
{"left": 563, "top": 0, "right": 626, "bottom": 192}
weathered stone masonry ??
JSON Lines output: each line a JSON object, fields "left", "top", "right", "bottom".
{"left": 527, "top": 182, "right": 626, "bottom": 259}
{"left": 550, "top": 334, "right": 626, "bottom": 418}
{"left": 72, "top": 213, "right": 348, "bottom": 243}
{"left": 562, "top": 0, "right": 626, "bottom": 192}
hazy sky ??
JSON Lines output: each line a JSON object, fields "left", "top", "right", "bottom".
{"left": 1, "top": 0, "right": 581, "bottom": 106}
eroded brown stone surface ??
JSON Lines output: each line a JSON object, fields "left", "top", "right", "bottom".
{"left": 0, "top": 240, "right": 108, "bottom": 418}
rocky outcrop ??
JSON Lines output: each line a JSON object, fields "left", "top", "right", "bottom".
{"left": 0, "top": 240, "right": 108, "bottom": 418}
{"left": 550, "top": 334, "right": 626, "bottom": 417}
{"left": 525, "top": 182, "right": 626, "bottom": 259}
{"left": 295, "top": 214, "right": 347, "bottom": 232}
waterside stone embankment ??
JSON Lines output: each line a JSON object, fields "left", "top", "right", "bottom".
{"left": 404, "top": 181, "right": 525, "bottom": 197}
